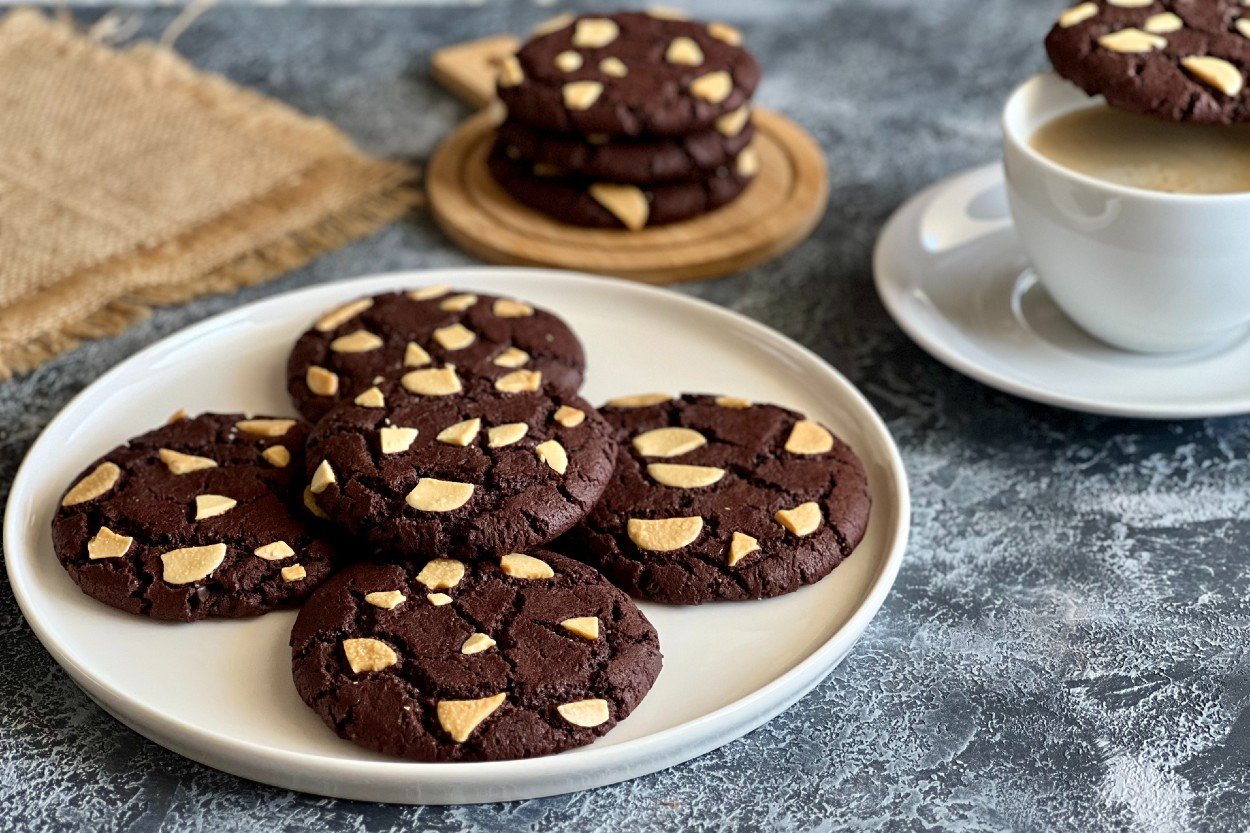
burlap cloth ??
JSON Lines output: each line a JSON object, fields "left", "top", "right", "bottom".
{"left": 0, "top": 9, "right": 419, "bottom": 379}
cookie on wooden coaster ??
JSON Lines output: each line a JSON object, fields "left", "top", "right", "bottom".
{"left": 303, "top": 385, "right": 616, "bottom": 559}
{"left": 1046, "top": 1, "right": 1250, "bottom": 123}
{"left": 51, "top": 412, "right": 339, "bottom": 621}
{"left": 497, "top": 10, "right": 760, "bottom": 137}
{"left": 287, "top": 288, "right": 586, "bottom": 422}
{"left": 290, "top": 550, "right": 662, "bottom": 761}
{"left": 562, "top": 393, "right": 871, "bottom": 604}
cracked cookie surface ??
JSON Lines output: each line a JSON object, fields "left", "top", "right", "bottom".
{"left": 290, "top": 551, "right": 662, "bottom": 761}
{"left": 304, "top": 386, "right": 617, "bottom": 560}
{"left": 51, "top": 412, "right": 339, "bottom": 621}
{"left": 560, "top": 394, "right": 871, "bottom": 604}
{"left": 287, "top": 288, "right": 585, "bottom": 422}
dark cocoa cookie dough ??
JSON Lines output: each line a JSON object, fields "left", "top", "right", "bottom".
{"left": 560, "top": 393, "right": 872, "bottom": 604}
{"left": 497, "top": 11, "right": 760, "bottom": 138}
{"left": 51, "top": 412, "right": 339, "bottom": 621}
{"left": 287, "top": 287, "right": 585, "bottom": 423}
{"left": 304, "top": 385, "right": 617, "bottom": 560}
{"left": 495, "top": 114, "right": 755, "bottom": 184}
{"left": 290, "top": 551, "right": 662, "bottom": 762}
{"left": 1046, "top": 0, "right": 1250, "bottom": 124}
{"left": 487, "top": 146, "right": 755, "bottom": 229}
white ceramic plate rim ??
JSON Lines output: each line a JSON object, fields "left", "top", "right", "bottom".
{"left": 873, "top": 163, "right": 1250, "bottom": 420}
{"left": 6, "top": 267, "right": 909, "bottom": 803}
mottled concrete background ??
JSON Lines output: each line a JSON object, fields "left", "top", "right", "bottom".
{"left": 4, "top": 1, "right": 1250, "bottom": 831}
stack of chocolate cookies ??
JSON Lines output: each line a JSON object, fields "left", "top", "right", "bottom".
{"left": 50, "top": 285, "right": 871, "bottom": 763}
{"left": 490, "top": 10, "right": 762, "bottom": 230}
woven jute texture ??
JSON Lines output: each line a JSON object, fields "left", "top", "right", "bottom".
{"left": 0, "top": 9, "right": 419, "bottom": 379}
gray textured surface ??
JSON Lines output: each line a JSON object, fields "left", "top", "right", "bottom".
{"left": 3, "top": 1, "right": 1249, "bottom": 831}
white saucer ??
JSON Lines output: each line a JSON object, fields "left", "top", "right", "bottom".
{"left": 874, "top": 164, "right": 1250, "bottom": 419}
{"left": 5, "top": 268, "right": 909, "bottom": 805}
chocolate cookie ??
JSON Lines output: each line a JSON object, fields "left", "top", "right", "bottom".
{"left": 495, "top": 114, "right": 755, "bottom": 184}
{"left": 51, "top": 412, "right": 339, "bottom": 621}
{"left": 290, "top": 550, "right": 662, "bottom": 761}
{"left": 562, "top": 393, "right": 871, "bottom": 604}
{"left": 497, "top": 11, "right": 760, "bottom": 138}
{"left": 304, "top": 385, "right": 616, "bottom": 559}
{"left": 1046, "top": 1, "right": 1250, "bottom": 124}
{"left": 287, "top": 287, "right": 585, "bottom": 423}
{"left": 487, "top": 146, "right": 756, "bottom": 229}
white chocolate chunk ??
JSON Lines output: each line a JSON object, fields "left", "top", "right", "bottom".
{"left": 589, "top": 183, "right": 649, "bottom": 230}
{"left": 254, "top": 540, "right": 294, "bottom": 561}
{"left": 1098, "top": 28, "right": 1165, "bottom": 53}
{"left": 533, "top": 13, "right": 573, "bottom": 36}
{"left": 404, "top": 341, "right": 432, "bottom": 367}
{"left": 563, "top": 80, "right": 604, "bottom": 110}
{"left": 727, "top": 531, "right": 759, "bottom": 567}
{"left": 166, "top": 408, "right": 188, "bottom": 424}
{"left": 493, "top": 346, "right": 530, "bottom": 368}
{"left": 493, "top": 298, "right": 535, "bottom": 318}
{"left": 461, "top": 633, "right": 497, "bottom": 655}
{"left": 437, "top": 693, "right": 506, "bottom": 742}
{"left": 427, "top": 592, "right": 453, "bottom": 606}
{"left": 342, "top": 638, "right": 398, "bottom": 674}
{"left": 437, "top": 418, "right": 482, "bottom": 447}
{"left": 736, "top": 146, "right": 759, "bottom": 177}
{"left": 1058, "top": 2, "right": 1098, "bottom": 27}
{"left": 714, "top": 396, "right": 751, "bottom": 409}
{"left": 495, "top": 369, "right": 543, "bottom": 393}
{"left": 237, "top": 419, "right": 296, "bottom": 438}
{"left": 1144, "top": 12, "right": 1182, "bottom": 34}
{"left": 500, "top": 552, "right": 555, "bottom": 580}
{"left": 561, "top": 616, "right": 599, "bottom": 640}
{"left": 1108, "top": 0, "right": 1151, "bottom": 6}
{"left": 648, "top": 6, "right": 688, "bottom": 20}
{"left": 159, "top": 448, "right": 217, "bottom": 475}
{"left": 488, "top": 422, "right": 529, "bottom": 447}
{"left": 281, "top": 564, "right": 307, "bottom": 582}
{"left": 403, "top": 367, "right": 462, "bottom": 396}
{"left": 1237, "top": 18, "right": 1250, "bottom": 38}
{"left": 433, "top": 323, "right": 477, "bottom": 351}
{"left": 554, "top": 405, "right": 585, "bottom": 427}
{"left": 535, "top": 440, "right": 569, "bottom": 475}
{"left": 194, "top": 494, "right": 237, "bottom": 520}
{"left": 377, "top": 426, "right": 417, "bottom": 455}
{"left": 775, "top": 502, "right": 822, "bottom": 536}
{"left": 365, "top": 590, "right": 407, "bottom": 610}
{"left": 315, "top": 298, "right": 374, "bottom": 332}
{"left": 303, "top": 487, "right": 329, "bottom": 519}
{"left": 690, "top": 70, "right": 733, "bottom": 103}
{"left": 632, "top": 427, "right": 707, "bottom": 457}
{"left": 306, "top": 366, "right": 339, "bottom": 397}
{"left": 354, "top": 386, "right": 385, "bottom": 408}
{"left": 63, "top": 462, "right": 121, "bottom": 506}
{"left": 499, "top": 55, "right": 524, "bottom": 87}
{"left": 555, "top": 50, "right": 583, "bottom": 72}
{"left": 409, "top": 284, "right": 451, "bottom": 301}
{"left": 310, "top": 460, "right": 336, "bottom": 494}
{"left": 715, "top": 105, "right": 750, "bottom": 137}
{"left": 416, "top": 558, "right": 467, "bottom": 590}
{"left": 557, "top": 699, "right": 609, "bottom": 728}
{"left": 627, "top": 517, "right": 703, "bottom": 551}
{"left": 605, "top": 393, "right": 671, "bottom": 408}
{"left": 439, "top": 293, "right": 478, "bottom": 312}
{"left": 785, "top": 420, "right": 834, "bottom": 455}
{"left": 161, "top": 543, "right": 226, "bottom": 585}
{"left": 599, "top": 57, "right": 628, "bottom": 77}
{"left": 88, "top": 527, "right": 132, "bottom": 559}
{"left": 1182, "top": 55, "right": 1244, "bottom": 96}
{"left": 572, "top": 17, "right": 619, "bottom": 48}
{"left": 330, "top": 329, "right": 383, "bottom": 353}
{"left": 407, "top": 479, "right": 474, "bottom": 512}
{"left": 707, "top": 22, "right": 742, "bottom": 45}
{"left": 666, "top": 36, "right": 704, "bottom": 66}
{"left": 647, "top": 463, "right": 725, "bottom": 488}
{"left": 262, "top": 446, "right": 291, "bottom": 468}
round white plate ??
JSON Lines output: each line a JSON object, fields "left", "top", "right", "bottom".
{"left": 874, "top": 164, "right": 1250, "bottom": 419}
{"left": 5, "top": 268, "right": 908, "bottom": 805}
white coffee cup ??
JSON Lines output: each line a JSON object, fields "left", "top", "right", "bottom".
{"left": 1002, "top": 73, "right": 1250, "bottom": 353}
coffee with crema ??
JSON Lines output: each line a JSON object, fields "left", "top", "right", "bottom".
{"left": 1029, "top": 106, "right": 1250, "bottom": 195}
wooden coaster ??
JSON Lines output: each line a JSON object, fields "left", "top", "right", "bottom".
{"left": 427, "top": 36, "right": 828, "bottom": 285}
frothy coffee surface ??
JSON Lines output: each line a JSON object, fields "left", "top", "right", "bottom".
{"left": 1030, "top": 106, "right": 1250, "bottom": 195}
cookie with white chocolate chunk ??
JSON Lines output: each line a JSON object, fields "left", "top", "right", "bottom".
{"left": 303, "top": 384, "right": 617, "bottom": 560}
{"left": 286, "top": 287, "right": 585, "bottom": 422}
{"left": 51, "top": 412, "right": 339, "bottom": 621}
{"left": 559, "top": 393, "right": 871, "bottom": 604}
{"left": 1046, "top": 0, "right": 1250, "bottom": 123}
{"left": 290, "top": 551, "right": 661, "bottom": 761}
